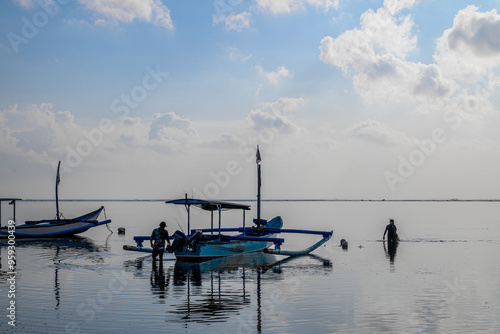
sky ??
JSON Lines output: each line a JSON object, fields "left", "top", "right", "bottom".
{"left": 1, "top": 0, "right": 500, "bottom": 201}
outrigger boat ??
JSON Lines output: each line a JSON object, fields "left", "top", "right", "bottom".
{"left": 0, "top": 161, "right": 111, "bottom": 238}
{"left": 125, "top": 147, "right": 332, "bottom": 262}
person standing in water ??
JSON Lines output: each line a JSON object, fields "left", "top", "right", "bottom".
{"left": 151, "top": 221, "right": 171, "bottom": 263}
{"left": 383, "top": 219, "right": 398, "bottom": 243}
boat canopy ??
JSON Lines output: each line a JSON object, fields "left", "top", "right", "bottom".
{"left": 166, "top": 198, "right": 250, "bottom": 211}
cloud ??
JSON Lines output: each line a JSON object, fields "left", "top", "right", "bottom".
{"left": 255, "top": 0, "right": 338, "bottom": 14}
{"left": 79, "top": 0, "right": 174, "bottom": 30}
{"left": 382, "top": 0, "right": 416, "bottom": 15}
{"left": 319, "top": 0, "right": 458, "bottom": 104}
{"left": 213, "top": 12, "right": 251, "bottom": 31}
{"left": 201, "top": 133, "right": 241, "bottom": 149}
{"left": 147, "top": 112, "right": 200, "bottom": 151}
{"left": 320, "top": 1, "right": 417, "bottom": 72}
{"left": 260, "top": 97, "right": 305, "bottom": 114}
{"left": 12, "top": 0, "right": 38, "bottom": 9}
{"left": 246, "top": 109, "right": 298, "bottom": 134}
{"left": 256, "top": 65, "right": 292, "bottom": 84}
{"left": 345, "top": 120, "right": 410, "bottom": 146}
{"left": 435, "top": 5, "right": 500, "bottom": 82}
{"left": 0, "top": 104, "right": 81, "bottom": 163}
{"left": 226, "top": 47, "right": 252, "bottom": 62}
{"left": 245, "top": 97, "right": 304, "bottom": 134}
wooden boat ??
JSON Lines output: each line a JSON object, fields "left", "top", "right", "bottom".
{"left": 125, "top": 147, "right": 332, "bottom": 262}
{"left": 0, "top": 161, "right": 111, "bottom": 238}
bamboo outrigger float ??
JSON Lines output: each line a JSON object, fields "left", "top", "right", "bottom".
{"left": 124, "top": 147, "right": 333, "bottom": 262}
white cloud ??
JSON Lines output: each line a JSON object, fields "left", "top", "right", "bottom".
{"left": 13, "top": 0, "right": 37, "bottom": 9}
{"left": 320, "top": 2, "right": 417, "bottom": 73}
{"left": 346, "top": 120, "right": 410, "bottom": 146}
{"left": 147, "top": 112, "right": 200, "bottom": 151}
{"left": 202, "top": 133, "right": 241, "bottom": 149}
{"left": 78, "top": 0, "right": 174, "bottom": 30}
{"left": 260, "top": 97, "right": 305, "bottom": 115}
{"left": 227, "top": 47, "right": 252, "bottom": 62}
{"left": 256, "top": 65, "right": 292, "bottom": 84}
{"left": 435, "top": 5, "right": 500, "bottom": 82}
{"left": 382, "top": 0, "right": 416, "bottom": 15}
{"left": 0, "top": 104, "right": 81, "bottom": 163}
{"left": 245, "top": 97, "right": 304, "bottom": 134}
{"left": 213, "top": 12, "right": 251, "bottom": 31}
{"left": 255, "top": 0, "right": 338, "bottom": 14}
{"left": 319, "top": 0, "right": 459, "bottom": 104}
{"left": 246, "top": 109, "right": 298, "bottom": 134}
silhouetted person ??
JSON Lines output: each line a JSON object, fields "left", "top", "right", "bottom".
{"left": 151, "top": 221, "right": 170, "bottom": 263}
{"left": 383, "top": 219, "right": 398, "bottom": 243}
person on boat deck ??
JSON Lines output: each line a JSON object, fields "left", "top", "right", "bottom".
{"left": 383, "top": 219, "right": 398, "bottom": 242}
{"left": 151, "top": 221, "right": 171, "bottom": 262}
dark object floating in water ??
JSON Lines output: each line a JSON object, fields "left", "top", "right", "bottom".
{"left": 340, "top": 239, "right": 348, "bottom": 249}
{"left": 118, "top": 227, "right": 126, "bottom": 234}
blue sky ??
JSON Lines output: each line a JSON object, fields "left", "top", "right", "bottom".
{"left": 1, "top": 0, "right": 500, "bottom": 201}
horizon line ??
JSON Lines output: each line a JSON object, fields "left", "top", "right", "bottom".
{"left": 16, "top": 198, "right": 500, "bottom": 202}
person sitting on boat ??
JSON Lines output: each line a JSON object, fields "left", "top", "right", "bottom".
{"left": 383, "top": 219, "right": 398, "bottom": 243}
{"left": 150, "top": 221, "right": 171, "bottom": 262}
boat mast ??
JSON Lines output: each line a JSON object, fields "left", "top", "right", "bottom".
{"left": 184, "top": 193, "right": 190, "bottom": 235}
{"left": 55, "top": 161, "right": 61, "bottom": 220}
{"left": 256, "top": 145, "right": 262, "bottom": 228}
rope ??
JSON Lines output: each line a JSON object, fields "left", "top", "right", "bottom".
{"left": 55, "top": 212, "right": 67, "bottom": 219}
{"left": 103, "top": 207, "right": 113, "bottom": 233}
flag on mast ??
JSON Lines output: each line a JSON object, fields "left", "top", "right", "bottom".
{"left": 256, "top": 146, "right": 261, "bottom": 188}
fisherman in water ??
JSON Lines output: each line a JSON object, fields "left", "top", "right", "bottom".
{"left": 383, "top": 219, "right": 398, "bottom": 243}
{"left": 151, "top": 221, "right": 171, "bottom": 263}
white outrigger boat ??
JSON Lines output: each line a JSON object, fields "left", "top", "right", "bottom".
{"left": 0, "top": 161, "right": 111, "bottom": 238}
{"left": 125, "top": 147, "right": 332, "bottom": 262}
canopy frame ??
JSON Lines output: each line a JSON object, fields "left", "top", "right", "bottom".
{"left": 166, "top": 196, "right": 251, "bottom": 238}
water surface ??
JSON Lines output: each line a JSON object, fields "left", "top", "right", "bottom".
{"left": 1, "top": 201, "right": 499, "bottom": 333}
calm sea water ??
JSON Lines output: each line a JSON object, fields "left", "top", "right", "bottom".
{"left": 1, "top": 200, "right": 499, "bottom": 333}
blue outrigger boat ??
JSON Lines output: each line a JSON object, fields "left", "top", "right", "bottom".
{"left": 0, "top": 161, "right": 111, "bottom": 238}
{"left": 125, "top": 147, "right": 333, "bottom": 262}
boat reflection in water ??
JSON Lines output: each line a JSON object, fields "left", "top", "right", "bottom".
{"left": 124, "top": 252, "right": 331, "bottom": 331}
{"left": 0, "top": 236, "right": 103, "bottom": 309}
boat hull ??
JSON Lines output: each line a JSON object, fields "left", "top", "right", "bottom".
{"left": 0, "top": 219, "right": 111, "bottom": 238}
{"left": 174, "top": 236, "right": 274, "bottom": 263}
